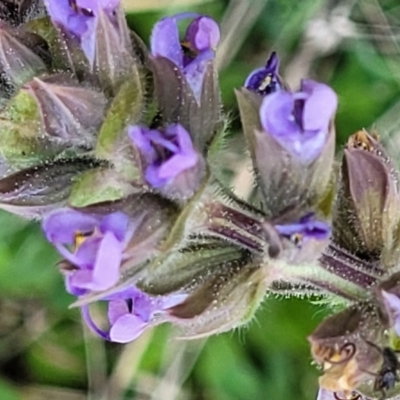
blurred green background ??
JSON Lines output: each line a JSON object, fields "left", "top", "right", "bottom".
{"left": 1, "top": 0, "right": 400, "bottom": 399}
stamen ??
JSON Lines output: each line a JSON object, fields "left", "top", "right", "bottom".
{"left": 74, "top": 230, "right": 94, "bottom": 248}
{"left": 324, "top": 343, "right": 357, "bottom": 365}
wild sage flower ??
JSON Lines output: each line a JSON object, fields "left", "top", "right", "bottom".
{"left": 82, "top": 286, "right": 187, "bottom": 343}
{"left": 43, "top": 208, "right": 130, "bottom": 294}
{"left": 128, "top": 123, "right": 206, "bottom": 200}
{"left": 150, "top": 13, "right": 220, "bottom": 101}
{"left": 236, "top": 78, "right": 337, "bottom": 221}
{"left": 275, "top": 213, "right": 331, "bottom": 245}
{"left": 244, "top": 51, "right": 282, "bottom": 96}
{"left": 260, "top": 79, "right": 337, "bottom": 164}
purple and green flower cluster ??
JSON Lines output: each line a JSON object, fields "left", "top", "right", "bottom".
{"left": 2, "top": 1, "right": 400, "bottom": 399}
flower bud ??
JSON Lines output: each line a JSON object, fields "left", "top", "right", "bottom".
{"left": 24, "top": 74, "right": 107, "bottom": 145}
{"left": 332, "top": 130, "right": 400, "bottom": 265}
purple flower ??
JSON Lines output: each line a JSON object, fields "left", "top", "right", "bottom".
{"left": 260, "top": 79, "right": 337, "bottom": 164}
{"left": 82, "top": 286, "right": 187, "bottom": 343}
{"left": 274, "top": 213, "right": 330, "bottom": 245}
{"left": 44, "top": 0, "right": 119, "bottom": 65}
{"left": 381, "top": 290, "right": 400, "bottom": 336}
{"left": 245, "top": 52, "right": 282, "bottom": 96}
{"left": 150, "top": 13, "right": 220, "bottom": 101}
{"left": 43, "top": 208, "right": 132, "bottom": 295}
{"left": 128, "top": 123, "right": 205, "bottom": 199}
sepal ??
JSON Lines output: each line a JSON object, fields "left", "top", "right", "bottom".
{"left": 0, "top": 20, "right": 47, "bottom": 88}
{"left": 92, "top": 8, "right": 137, "bottom": 93}
{"left": 24, "top": 74, "right": 107, "bottom": 145}
{"left": 151, "top": 56, "right": 221, "bottom": 155}
{"left": 0, "top": 157, "right": 103, "bottom": 218}
{"left": 138, "top": 240, "right": 268, "bottom": 339}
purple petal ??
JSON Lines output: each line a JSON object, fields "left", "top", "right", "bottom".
{"left": 109, "top": 314, "right": 148, "bottom": 343}
{"left": 301, "top": 80, "right": 337, "bottom": 131}
{"left": 260, "top": 91, "right": 300, "bottom": 139}
{"left": 316, "top": 389, "right": 336, "bottom": 400}
{"left": 150, "top": 16, "right": 183, "bottom": 68}
{"left": 183, "top": 50, "right": 214, "bottom": 101}
{"left": 108, "top": 299, "right": 129, "bottom": 325}
{"left": 81, "top": 305, "right": 110, "bottom": 340}
{"left": 70, "top": 268, "right": 95, "bottom": 290}
{"left": 316, "top": 389, "right": 364, "bottom": 400}
{"left": 99, "top": 212, "right": 129, "bottom": 242}
{"left": 185, "top": 16, "right": 220, "bottom": 52}
{"left": 157, "top": 125, "right": 198, "bottom": 176}
{"left": 43, "top": 209, "right": 98, "bottom": 244}
{"left": 65, "top": 275, "right": 87, "bottom": 296}
{"left": 147, "top": 130, "right": 180, "bottom": 153}
{"left": 275, "top": 215, "right": 331, "bottom": 241}
{"left": 155, "top": 152, "right": 198, "bottom": 182}
{"left": 259, "top": 80, "right": 336, "bottom": 164}
{"left": 139, "top": 123, "right": 199, "bottom": 188}
{"left": 69, "top": 233, "right": 121, "bottom": 291}
{"left": 55, "top": 243, "right": 83, "bottom": 267}
{"left": 171, "top": 124, "right": 196, "bottom": 155}
{"left": 45, "top": 0, "right": 89, "bottom": 36}
{"left": 133, "top": 292, "right": 153, "bottom": 322}
{"left": 74, "top": 237, "right": 101, "bottom": 267}
{"left": 79, "top": 16, "right": 97, "bottom": 66}
{"left": 91, "top": 232, "right": 122, "bottom": 291}
{"left": 381, "top": 290, "right": 400, "bottom": 336}
{"left": 128, "top": 125, "right": 157, "bottom": 163}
